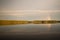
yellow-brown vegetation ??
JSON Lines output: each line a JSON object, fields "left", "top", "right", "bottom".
{"left": 0, "top": 20, "right": 29, "bottom": 25}
{"left": 0, "top": 20, "right": 60, "bottom": 25}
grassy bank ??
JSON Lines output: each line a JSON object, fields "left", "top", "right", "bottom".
{"left": 0, "top": 20, "right": 31, "bottom": 25}
{"left": 0, "top": 20, "right": 60, "bottom": 25}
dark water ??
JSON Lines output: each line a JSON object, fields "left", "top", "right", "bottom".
{"left": 0, "top": 24, "right": 60, "bottom": 33}
{"left": 0, "top": 24, "right": 60, "bottom": 40}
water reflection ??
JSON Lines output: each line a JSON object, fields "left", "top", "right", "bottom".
{"left": 0, "top": 24, "right": 60, "bottom": 34}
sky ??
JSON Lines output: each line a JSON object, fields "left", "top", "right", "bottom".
{"left": 0, "top": 0, "right": 60, "bottom": 20}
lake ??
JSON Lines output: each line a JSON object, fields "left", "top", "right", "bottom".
{"left": 0, "top": 23, "right": 60, "bottom": 34}
{"left": 0, "top": 24, "right": 60, "bottom": 40}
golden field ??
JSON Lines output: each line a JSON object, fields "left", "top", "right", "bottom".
{"left": 0, "top": 20, "right": 60, "bottom": 25}
{"left": 0, "top": 20, "right": 31, "bottom": 25}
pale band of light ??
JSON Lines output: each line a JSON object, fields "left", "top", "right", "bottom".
{"left": 0, "top": 10, "right": 60, "bottom": 12}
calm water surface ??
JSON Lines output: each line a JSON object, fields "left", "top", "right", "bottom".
{"left": 0, "top": 24, "right": 60, "bottom": 34}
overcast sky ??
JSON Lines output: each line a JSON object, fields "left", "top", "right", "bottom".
{"left": 0, "top": 0, "right": 60, "bottom": 20}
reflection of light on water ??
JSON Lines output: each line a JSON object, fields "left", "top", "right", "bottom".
{"left": 47, "top": 16, "right": 51, "bottom": 31}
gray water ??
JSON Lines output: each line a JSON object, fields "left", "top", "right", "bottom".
{"left": 0, "top": 24, "right": 60, "bottom": 34}
{"left": 0, "top": 24, "right": 60, "bottom": 40}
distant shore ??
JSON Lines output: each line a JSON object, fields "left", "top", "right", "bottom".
{"left": 0, "top": 20, "right": 60, "bottom": 25}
